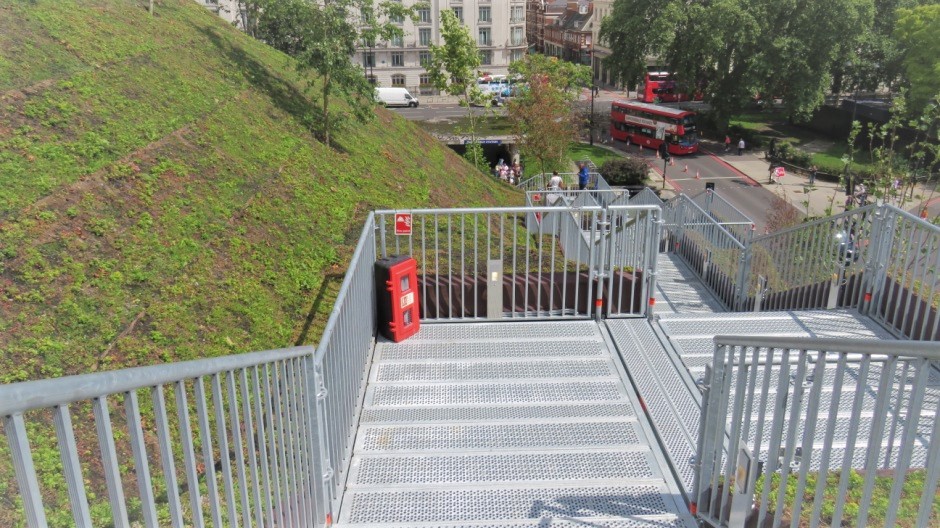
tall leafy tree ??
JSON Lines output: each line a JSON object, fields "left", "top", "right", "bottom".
{"left": 600, "top": 0, "right": 874, "bottom": 128}
{"left": 507, "top": 54, "right": 590, "bottom": 176}
{"left": 425, "top": 9, "right": 489, "bottom": 171}
{"left": 253, "top": 0, "right": 413, "bottom": 148}
{"left": 894, "top": 4, "right": 940, "bottom": 116}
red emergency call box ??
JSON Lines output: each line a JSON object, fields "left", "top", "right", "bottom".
{"left": 375, "top": 255, "right": 421, "bottom": 342}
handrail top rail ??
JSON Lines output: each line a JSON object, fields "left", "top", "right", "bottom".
{"left": 374, "top": 205, "right": 661, "bottom": 215}
{"left": 0, "top": 346, "right": 315, "bottom": 416}
{"left": 671, "top": 194, "right": 747, "bottom": 249}
{"left": 714, "top": 334, "right": 940, "bottom": 360}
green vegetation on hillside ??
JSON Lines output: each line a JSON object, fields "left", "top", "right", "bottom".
{"left": 0, "top": 0, "right": 516, "bottom": 381}
{"left": 0, "top": 1, "right": 518, "bottom": 524}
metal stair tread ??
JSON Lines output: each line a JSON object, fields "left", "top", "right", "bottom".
{"left": 346, "top": 451, "right": 663, "bottom": 487}
{"left": 354, "top": 419, "right": 644, "bottom": 452}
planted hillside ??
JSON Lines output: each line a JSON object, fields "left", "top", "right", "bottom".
{"left": 0, "top": 0, "right": 517, "bottom": 384}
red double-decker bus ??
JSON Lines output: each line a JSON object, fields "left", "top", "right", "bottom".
{"left": 610, "top": 101, "right": 699, "bottom": 155}
{"left": 637, "top": 71, "right": 702, "bottom": 103}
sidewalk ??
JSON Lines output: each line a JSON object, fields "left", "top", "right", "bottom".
{"left": 703, "top": 141, "right": 939, "bottom": 219}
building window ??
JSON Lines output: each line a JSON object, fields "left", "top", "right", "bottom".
{"left": 511, "top": 5, "right": 524, "bottom": 22}
{"left": 392, "top": 74, "right": 406, "bottom": 86}
{"left": 419, "top": 28, "right": 431, "bottom": 46}
{"left": 390, "top": 13, "right": 403, "bottom": 24}
{"left": 511, "top": 49, "right": 524, "bottom": 62}
{"left": 420, "top": 73, "right": 431, "bottom": 86}
{"left": 478, "top": 27, "right": 490, "bottom": 46}
{"left": 418, "top": 8, "right": 431, "bottom": 23}
{"left": 479, "top": 50, "right": 492, "bottom": 65}
{"left": 478, "top": 6, "right": 490, "bottom": 22}
{"left": 360, "top": 7, "right": 374, "bottom": 23}
{"left": 452, "top": 7, "right": 463, "bottom": 23}
{"left": 367, "top": 74, "right": 377, "bottom": 85}
{"left": 511, "top": 27, "right": 524, "bottom": 46}
{"left": 363, "top": 52, "right": 375, "bottom": 68}
{"left": 392, "top": 52, "right": 404, "bottom": 66}
{"left": 391, "top": 35, "right": 403, "bottom": 47}
{"left": 419, "top": 51, "right": 432, "bottom": 66}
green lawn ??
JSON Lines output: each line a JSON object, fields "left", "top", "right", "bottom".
{"left": 567, "top": 143, "right": 627, "bottom": 168}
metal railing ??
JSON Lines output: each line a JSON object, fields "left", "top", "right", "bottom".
{"left": 744, "top": 205, "right": 875, "bottom": 313}
{"left": 374, "top": 205, "right": 661, "bottom": 321}
{"left": 689, "top": 190, "right": 755, "bottom": 244}
{"left": 515, "top": 171, "right": 606, "bottom": 192}
{"left": 663, "top": 194, "right": 748, "bottom": 310}
{"left": 0, "top": 213, "right": 380, "bottom": 528}
{"left": 0, "top": 348, "right": 322, "bottom": 528}
{"left": 661, "top": 198, "right": 940, "bottom": 339}
{"left": 312, "top": 211, "right": 378, "bottom": 518}
{"left": 695, "top": 336, "right": 940, "bottom": 528}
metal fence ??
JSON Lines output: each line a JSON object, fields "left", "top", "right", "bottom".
{"left": 661, "top": 198, "right": 940, "bottom": 339}
{"left": 662, "top": 194, "right": 748, "bottom": 310}
{"left": 0, "top": 213, "right": 380, "bottom": 528}
{"left": 515, "top": 171, "right": 605, "bottom": 192}
{"left": 312, "top": 212, "right": 378, "bottom": 519}
{"left": 689, "top": 190, "right": 755, "bottom": 244}
{"left": 0, "top": 348, "right": 322, "bottom": 528}
{"left": 374, "top": 205, "right": 661, "bottom": 321}
{"left": 695, "top": 336, "right": 940, "bottom": 528}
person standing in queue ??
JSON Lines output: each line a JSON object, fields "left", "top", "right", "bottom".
{"left": 578, "top": 162, "right": 590, "bottom": 190}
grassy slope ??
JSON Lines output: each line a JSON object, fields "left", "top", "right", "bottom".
{"left": 0, "top": 0, "right": 518, "bottom": 384}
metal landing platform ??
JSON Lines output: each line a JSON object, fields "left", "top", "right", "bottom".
{"left": 654, "top": 253, "right": 725, "bottom": 315}
{"left": 338, "top": 321, "right": 696, "bottom": 528}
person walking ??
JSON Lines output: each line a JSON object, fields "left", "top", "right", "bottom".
{"left": 724, "top": 135, "right": 731, "bottom": 152}
{"left": 577, "top": 162, "right": 590, "bottom": 190}
{"left": 809, "top": 165, "right": 818, "bottom": 185}
{"left": 737, "top": 138, "right": 745, "bottom": 156}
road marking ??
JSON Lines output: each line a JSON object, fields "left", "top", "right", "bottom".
{"left": 669, "top": 176, "right": 741, "bottom": 182}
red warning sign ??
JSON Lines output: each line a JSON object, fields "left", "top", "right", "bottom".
{"left": 395, "top": 213, "right": 412, "bottom": 236}
{"left": 774, "top": 166, "right": 786, "bottom": 180}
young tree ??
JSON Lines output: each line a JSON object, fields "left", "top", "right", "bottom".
{"left": 506, "top": 54, "right": 590, "bottom": 177}
{"left": 425, "top": 9, "right": 489, "bottom": 171}
{"left": 253, "top": 0, "right": 413, "bottom": 148}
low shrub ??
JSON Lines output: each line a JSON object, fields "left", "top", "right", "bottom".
{"left": 600, "top": 157, "right": 649, "bottom": 186}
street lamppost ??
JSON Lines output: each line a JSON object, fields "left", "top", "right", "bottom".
{"left": 589, "top": 83, "right": 596, "bottom": 146}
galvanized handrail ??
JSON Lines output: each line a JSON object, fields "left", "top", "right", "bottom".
{"left": 312, "top": 212, "right": 379, "bottom": 518}
{"left": 1, "top": 349, "right": 321, "bottom": 528}
{"left": 695, "top": 335, "right": 940, "bottom": 528}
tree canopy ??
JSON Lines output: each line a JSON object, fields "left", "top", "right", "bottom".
{"left": 600, "top": 0, "right": 874, "bottom": 127}
{"left": 251, "top": 0, "right": 413, "bottom": 148}
{"left": 894, "top": 4, "right": 940, "bottom": 115}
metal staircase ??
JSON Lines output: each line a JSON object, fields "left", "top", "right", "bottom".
{"left": 339, "top": 321, "right": 696, "bottom": 527}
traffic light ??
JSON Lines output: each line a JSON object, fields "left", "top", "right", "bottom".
{"left": 658, "top": 143, "right": 670, "bottom": 161}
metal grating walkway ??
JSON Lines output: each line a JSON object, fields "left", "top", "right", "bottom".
{"left": 653, "top": 253, "right": 725, "bottom": 314}
{"left": 339, "top": 321, "right": 696, "bottom": 527}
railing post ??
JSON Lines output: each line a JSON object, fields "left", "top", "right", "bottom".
{"left": 646, "top": 211, "right": 663, "bottom": 320}
{"left": 594, "top": 207, "right": 608, "bottom": 321}
{"left": 735, "top": 245, "right": 752, "bottom": 311}
{"left": 860, "top": 204, "right": 893, "bottom": 315}
{"left": 308, "top": 361, "right": 332, "bottom": 526}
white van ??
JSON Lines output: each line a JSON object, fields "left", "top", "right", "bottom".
{"left": 376, "top": 87, "right": 419, "bottom": 108}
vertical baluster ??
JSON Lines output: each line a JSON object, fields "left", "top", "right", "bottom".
{"left": 52, "top": 404, "right": 93, "bottom": 527}
{"left": 193, "top": 377, "right": 223, "bottom": 527}
{"left": 210, "top": 374, "right": 238, "bottom": 526}
{"left": 174, "top": 381, "right": 206, "bottom": 527}
{"left": 124, "top": 390, "right": 158, "bottom": 528}
{"left": 151, "top": 385, "right": 185, "bottom": 528}
{"left": 4, "top": 414, "right": 47, "bottom": 527}
{"left": 92, "top": 396, "right": 130, "bottom": 528}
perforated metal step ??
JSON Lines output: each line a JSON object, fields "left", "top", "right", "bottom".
{"left": 654, "top": 252, "right": 725, "bottom": 314}
{"left": 341, "top": 484, "right": 683, "bottom": 525}
{"left": 341, "top": 321, "right": 696, "bottom": 527}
